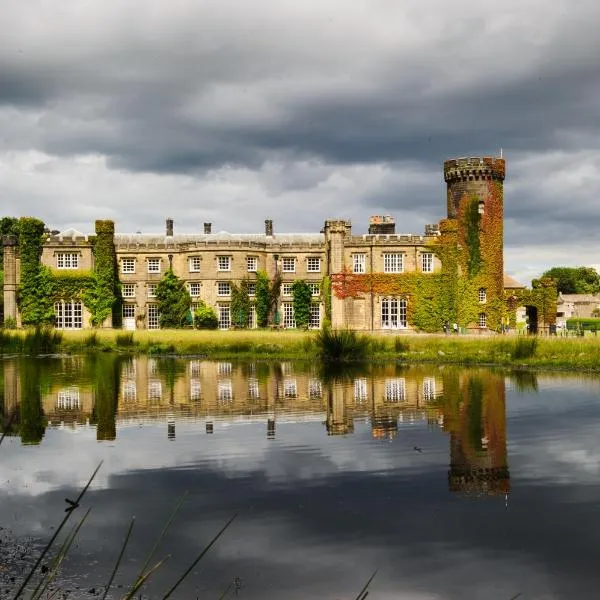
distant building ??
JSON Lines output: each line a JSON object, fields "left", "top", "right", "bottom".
{"left": 556, "top": 293, "right": 600, "bottom": 328}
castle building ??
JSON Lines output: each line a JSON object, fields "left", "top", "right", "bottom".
{"left": 3, "top": 156, "right": 548, "bottom": 332}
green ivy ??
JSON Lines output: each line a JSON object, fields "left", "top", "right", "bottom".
{"left": 321, "top": 275, "right": 332, "bottom": 323}
{"left": 84, "top": 220, "right": 120, "bottom": 327}
{"left": 18, "top": 218, "right": 55, "bottom": 326}
{"left": 255, "top": 271, "right": 271, "bottom": 327}
{"left": 193, "top": 300, "right": 219, "bottom": 329}
{"left": 231, "top": 280, "right": 252, "bottom": 328}
{"left": 292, "top": 280, "right": 312, "bottom": 329}
{"left": 155, "top": 269, "right": 192, "bottom": 328}
{"left": 464, "top": 197, "right": 482, "bottom": 277}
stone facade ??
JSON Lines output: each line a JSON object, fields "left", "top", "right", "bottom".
{"left": 2, "top": 156, "right": 514, "bottom": 332}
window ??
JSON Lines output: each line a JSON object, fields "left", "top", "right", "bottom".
{"left": 248, "top": 378, "right": 260, "bottom": 399}
{"left": 57, "top": 387, "right": 80, "bottom": 410}
{"left": 122, "top": 304, "right": 135, "bottom": 318}
{"left": 385, "top": 378, "right": 406, "bottom": 402}
{"left": 478, "top": 288, "right": 487, "bottom": 303}
{"left": 190, "top": 360, "right": 201, "bottom": 376}
{"left": 147, "top": 305, "right": 159, "bottom": 329}
{"left": 247, "top": 256, "right": 258, "bottom": 272}
{"left": 189, "top": 283, "right": 201, "bottom": 297}
{"left": 479, "top": 312, "right": 487, "bottom": 328}
{"left": 283, "top": 303, "right": 295, "bottom": 328}
{"left": 308, "top": 283, "right": 320, "bottom": 297}
{"left": 218, "top": 305, "right": 231, "bottom": 329}
{"left": 421, "top": 253, "right": 433, "bottom": 273}
{"left": 190, "top": 379, "right": 202, "bottom": 402}
{"left": 122, "top": 381, "right": 137, "bottom": 402}
{"left": 307, "top": 257, "right": 321, "bottom": 272}
{"left": 218, "top": 380, "right": 233, "bottom": 402}
{"left": 353, "top": 254, "right": 366, "bottom": 274}
{"left": 218, "top": 362, "right": 232, "bottom": 375}
{"left": 147, "top": 284, "right": 157, "bottom": 298}
{"left": 309, "top": 304, "right": 321, "bottom": 329}
{"left": 282, "top": 257, "right": 296, "bottom": 272}
{"left": 381, "top": 297, "right": 407, "bottom": 329}
{"left": 122, "top": 359, "right": 136, "bottom": 379}
{"left": 282, "top": 283, "right": 293, "bottom": 297}
{"left": 248, "top": 306, "right": 256, "bottom": 329}
{"left": 121, "top": 258, "right": 135, "bottom": 274}
{"left": 217, "top": 282, "right": 231, "bottom": 296}
{"left": 308, "top": 379, "right": 322, "bottom": 399}
{"left": 383, "top": 253, "right": 403, "bottom": 273}
{"left": 354, "top": 378, "right": 368, "bottom": 402}
{"left": 148, "top": 258, "right": 161, "bottom": 273}
{"left": 148, "top": 380, "right": 162, "bottom": 401}
{"left": 247, "top": 283, "right": 256, "bottom": 297}
{"left": 423, "top": 377, "right": 436, "bottom": 401}
{"left": 283, "top": 379, "right": 297, "bottom": 398}
{"left": 217, "top": 256, "right": 231, "bottom": 271}
{"left": 54, "top": 300, "right": 83, "bottom": 329}
{"left": 122, "top": 284, "right": 136, "bottom": 298}
{"left": 56, "top": 253, "right": 79, "bottom": 269}
{"left": 189, "top": 256, "right": 201, "bottom": 272}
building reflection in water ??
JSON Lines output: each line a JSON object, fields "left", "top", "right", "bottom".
{"left": 2, "top": 356, "right": 515, "bottom": 496}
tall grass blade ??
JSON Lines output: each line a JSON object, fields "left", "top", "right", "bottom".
{"left": 31, "top": 508, "right": 91, "bottom": 600}
{"left": 122, "top": 557, "right": 170, "bottom": 600}
{"left": 354, "top": 568, "right": 378, "bottom": 600}
{"left": 127, "top": 490, "right": 188, "bottom": 597}
{"left": 12, "top": 461, "right": 103, "bottom": 600}
{"left": 161, "top": 513, "right": 238, "bottom": 600}
{"left": 102, "top": 516, "right": 136, "bottom": 600}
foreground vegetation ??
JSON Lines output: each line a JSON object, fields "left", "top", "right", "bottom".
{"left": 2, "top": 327, "right": 600, "bottom": 371}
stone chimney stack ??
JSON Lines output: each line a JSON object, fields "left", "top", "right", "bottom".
{"left": 204, "top": 222, "right": 212, "bottom": 234}
{"left": 166, "top": 218, "right": 174, "bottom": 236}
{"left": 265, "top": 219, "right": 273, "bottom": 236}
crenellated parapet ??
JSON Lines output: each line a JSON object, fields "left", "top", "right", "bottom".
{"left": 444, "top": 156, "right": 505, "bottom": 183}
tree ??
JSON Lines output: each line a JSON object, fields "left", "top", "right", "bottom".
{"left": 231, "top": 280, "right": 251, "bottom": 328}
{"left": 155, "top": 269, "right": 191, "bottom": 328}
{"left": 534, "top": 267, "right": 600, "bottom": 295}
{"left": 292, "top": 280, "right": 312, "bottom": 329}
{"left": 255, "top": 271, "right": 271, "bottom": 327}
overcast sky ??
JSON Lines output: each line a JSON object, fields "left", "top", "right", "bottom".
{"left": 2, "top": 0, "right": 600, "bottom": 285}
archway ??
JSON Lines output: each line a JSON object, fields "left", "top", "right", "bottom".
{"left": 525, "top": 305, "right": 538, "bottom": 335}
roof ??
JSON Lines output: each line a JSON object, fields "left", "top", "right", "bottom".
{"left": 114, "top": 232, "right": 324, "bottom": 245}
{"left": 557, "top": 293, "right": 600, "bottom": 304}
{"left": 503, "top": 274, "right": 525, "bottom": 289}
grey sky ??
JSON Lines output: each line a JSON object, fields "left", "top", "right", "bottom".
{"left": 1, "top": 0, "right": 600, "bottom": 284}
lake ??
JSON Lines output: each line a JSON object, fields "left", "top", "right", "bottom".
{"left": 1, "top": 355, "right": 600, "bottom": 599}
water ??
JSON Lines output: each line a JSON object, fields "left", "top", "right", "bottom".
{"left": 1, "top": 355, "right": 600, "bottom": 599}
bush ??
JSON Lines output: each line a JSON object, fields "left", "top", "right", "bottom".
{"left": 512, "top": 337, "right": 537, "bottom": 360}
{"left": 566, "top": 318, "right": 600, "bottom": 331}
{"left": 194, "top": 301, "right": 219, "bottom": 329}
{"left": 315, "top": 327, "right": 369, "bottom": 362}
{"left": 116, "top": 332, "right": 135, "bottom": 347}
{"left": 3, "top": 316, "right": 16, "bottom": 329}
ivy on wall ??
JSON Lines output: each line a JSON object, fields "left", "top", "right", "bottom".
{"left": 255, "top": 271, "right": 271, "bottom": 327}
{"left": 292, "top": 280, "right": 312, "bottom": 329}
{"left": 506, "top": 277, "right": 557, "bottom": 328}
{"left": 18, "top": 218, "right": 55, "bottom": 326}
{"left": 321, "top": 275, "right": 332, "bottom": 324}
{"left": 231, "top": 280, "right": 252, "bottom": 328}
{"left": 155, "top": 269, "right": 192, "bottom": 328}
{"left": 84, "top": 220, "right": 121, "bottom": 327}
{"left": 331, "top": 179, "right": 550, "bottom": 333}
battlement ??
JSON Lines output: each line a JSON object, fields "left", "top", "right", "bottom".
{"left": 444, "top": 156, "right": 505, "bottom": 182}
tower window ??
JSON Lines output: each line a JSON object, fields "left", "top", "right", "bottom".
{"left": 478, "top": 288, "right": 487, "bottom": 303}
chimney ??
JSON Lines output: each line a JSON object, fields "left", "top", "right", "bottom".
{"left": 204, "top": 222, "right": 212, "bottom": 234}
{"left": 368, "top": 215, "right": 395, "bottom": 235}
{"left": 265, "top": 219, "right": 273, "bottom": 236}
{"left": 166, "top": 218, "right": 174, "bottom": 236}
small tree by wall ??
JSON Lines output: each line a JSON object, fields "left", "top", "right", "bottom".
{"left": 231, "top": 280, "right": 252, "bottom": 328}
{"left": 155, "top": 269, "right": 192, "bottom": 328}
{"left": 193, "top": 300, "right": 219, "bottom": 329}
{"left": 292, "top": 280, "right": 312, "bottom": 329}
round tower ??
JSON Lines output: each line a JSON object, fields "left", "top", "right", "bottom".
{"left": 443, "top": 156, "right": 505, "bottom": 219}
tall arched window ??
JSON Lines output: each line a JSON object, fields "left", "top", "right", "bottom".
{"left": 381, "top": 297, "right": 407, "bottom": 329}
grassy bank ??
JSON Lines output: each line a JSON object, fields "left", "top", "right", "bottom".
{"left": 3, "top": 328, "right": 600, "bottom": 371}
